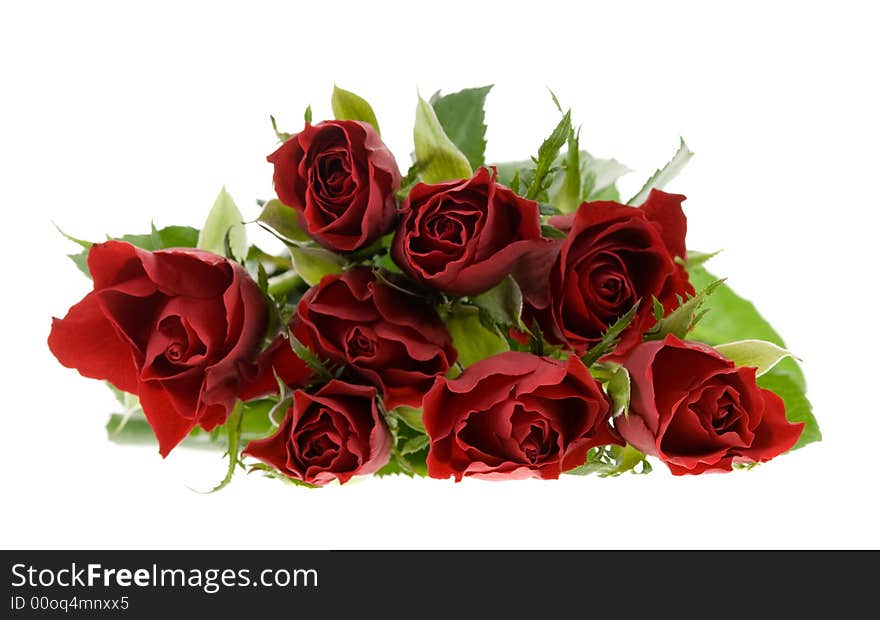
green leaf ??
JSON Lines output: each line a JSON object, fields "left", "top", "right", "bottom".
{"left": 256, "top": 261, "right": 269, "bottom": 295}
{"left": 757, "top": 364, "right": 822, "bottom": 450}
{"left": 197, "top": 186, "right": 247, "bottom": 261}
{"left": 627, "top": 137, "right": 693, "bottom": 206}
{"left": 395, "top": 406, "right": 425, "bottom": 433}
{"left": 470, "top": 276, "right": 524, "bottom": 329}
{"left": 248, "top": 463, "right": 318, "bottom": 488}
{"left": 304, "top": 105, "right": 312, "bottom": 124}
{"left": 442, "top": 304, "right": 509, "bottom": 367}
{"left": 106, "top": 398, "right": 275, "bottom": 448}
{"left": 646, "top": 279, "right": 725, "bottom": 341}
{"left": 414, "top": 95, "right": 473, "bottom": 184}
{"left": 715, "top": 339, "right": 795, "bottom": 377}
{"left": 554, "top": 126, "right": 581, "bottom": 214}
{"left": 288, "top": 245, "right": 344, "bottom": 286}
{"left": 400, "top": 434, "right": 430, "bottom": 455}
{"left": 289, "top": 336, "right": 333, "bottom": 383}
{"left": 430, "top": 85, "right": 493, "bottom": 169}
{"left": 581, "top": 155, "right": 631, "bottom": 201}
{"left": 258, "top": 199, "right": 310, "bottom": 243}
{"left": 566, "top": 444, "right": 652, "bottom": 477}
{"left": 55, "top": 224, "right": 93, "bottom": 277}
{"left": 606, "top": 365, "right": 631, "bottom": 418}
{"left": 331, "top": 85, "right": 381, "bottom": 134}
{"left": 687, "top": 264, "right": 819, "bottom": 448}
{"left": 270, "top": 115, "right": 291, "bottom": 142}
{"left": 540, "top": 224, "right": 567, "bottom": 239}
{"left": 526, "top": 110, "right": 571, "bottom": 201}
{"left": 581, "top": 302, "right": 641, "bottom": 367}
{"left": 589, "top": 184, "right": 621, "bottom": 201}
{"left": 685, "top": 249, "right": 722, "bottom": 267}
{"left": 688, "top": 264, "right": 790, "bottom": 352}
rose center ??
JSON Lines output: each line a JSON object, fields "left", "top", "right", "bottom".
{"left": 320, "top": 156, "right": 347, "bottom": 192}
{"left": 303, "top": 434, "right": 337, "bottom": 459}
{"left": 711, "top": 393, "right": 742, "bottom": 433}
{"left": 157, "top": 315, "right": 205, "bottom": 366}
{"left": 345, "top": 326, "right": 377, "bottom": 359}
{"left": 520, "top": 424, "right": 550, "bottom": 464}
{"left": 587, "top": 265, "right": 631, "bottom": 308}
{"left": 427, "top": 214, "right": 466, "bottom": 245}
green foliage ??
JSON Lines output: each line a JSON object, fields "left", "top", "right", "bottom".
{"left": 555, "top": 126, "right": 581, "bottom": 214}
{"left": 413, "top": 95, "right": 473, "bottom": 184}
{"left": 525, "top": 110, "right": 571, "bottom": 200}
{"left": 287, "top": 245, "right": 345, "bottom": 286}
{"left": 270, "top": 115, "right": 291, "bottom": 142}
{"left": 606, "top": 365, "right": 631, "bottom": 418}
{"left": 566, "top": 444, "right": 652, "bottom": 477}
{"left": 57, "top": 223, "right": 200, "bottom": 277}
{"left": 258, "top": 198, "right": 310, "bottom": 243}
{"left": 757, "top": 364, "right": 822, "bottom": 450}
{"left": 581, "top": 302, "right": 640, "bottom": 367}
{"left": 645, "top": 279, "right": 725, "bottom": 340}
{"left": 627, "top": 138, "right": 693, "bottom": 206}
{"left": 470, "top": 276, "right": 525, "bottom": 330}
{"left": 715, "top": 340, "right": 795, "bottom": 377}
{"left": 331, "top": 84, "right": 381, "bottom": 134}
{"left": 430, "top": 85, "right": 493, "bottom": 169}
{"left": 687, "top": 262, "right": 820, "bottom": 449}
{"left": 197, "top": 186, "right": 247, "bottom": 261}
{"left": 395, "top": 406, "right": 426, "bottom": 433}
{"left": 442, "top": 304, "right": 509, "bottom": 367}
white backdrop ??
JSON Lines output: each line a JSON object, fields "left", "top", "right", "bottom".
{"left": 1, "top": 0, "right": 877, "bottom": 549}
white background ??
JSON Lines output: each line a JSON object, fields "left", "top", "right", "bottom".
{"left": 1, "top": 0, "right": 877, "bottom": 549}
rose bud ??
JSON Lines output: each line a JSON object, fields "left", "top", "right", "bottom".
{"left": 616, "top": 335, "right": 804, "bottom": 475}
{"left": 243, "top": 380, "right": 391, "bottom": 485}
{"left": 268, "top": 120, "right": 401, "bottom": 253}
{"left": 48, "top": 240, "right": 267, "bottom": 456}
{"left": 424, "top": 351, "right": 619, "bottom": 480}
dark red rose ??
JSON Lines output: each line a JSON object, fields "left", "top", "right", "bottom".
{"left": 267, "top": 120, "right": 401, "bottom": 253}
{"left": 424, "top": 352, "right": 619, "bottom": 480}
{"left": 243, "top": 380, "right": 391, "bottom": 485}
{"left": 48, "top": 240, "right": 267, "bottom": 456}
{"left": 392, "top": 167, "right": 550, "bottom": 297}
{"left": 292, "top": 267, "right": 456, "bottom": 409}
{"left": 238, "top": 335, "right": 312, "bottom": 401}
{"left": 528, "top": 189, "right": 694, "bottom": 355}
{"left": 616, "top": 335, "right": 804, "bottom": 475}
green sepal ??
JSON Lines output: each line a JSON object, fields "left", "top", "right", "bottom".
{"left": 413, "top": 94, "right": 473, "bottom": 184}
{"left": 331, "top": 84, "right": 381, "bottom": 134}
{"left": 581, "top": 301, "right": 640, "bottom": 367}
{"left": 566, "top": 444, "right": 652, "bottom": 477}
{"left": 197, "top": 186, "right": 247, "bottom": 262}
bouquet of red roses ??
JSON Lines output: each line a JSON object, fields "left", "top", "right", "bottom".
{"left": 48, "top": 85, "right": 819, "bottom": 488}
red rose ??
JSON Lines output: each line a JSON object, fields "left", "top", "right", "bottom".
{"left": 424, "top": 352, "right": 619, "bottom": 480}
{"left": 48, "top": 241, "right": 267, "bottom": 456}
{"left": 243, "top": 380, "right": 391, "bottom": 485}
{"left": 292, "top": 267, "right": 456, "bottom": 409}
{"left": 267, "top": 120, "right": 401, "bottom": 253}
{"left": 392, "top": 167, "right": 550, "bottom": 296}
{"left": 616, "top": 335, "right": 804, "bottom": 475}
{"left": 528, "top": 189, "right": 694, "bottom": 355}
